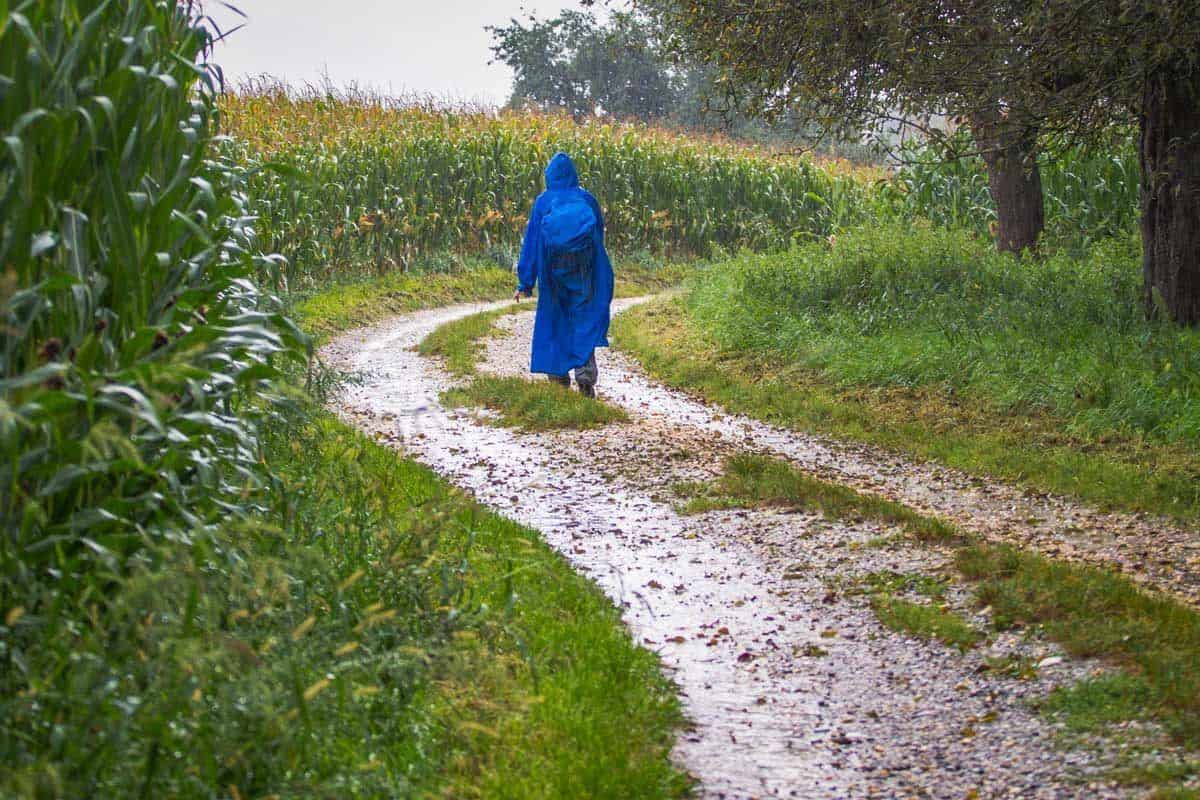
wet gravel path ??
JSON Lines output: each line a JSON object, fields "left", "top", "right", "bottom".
{"left": 321, "top": 300, "right": 1172, "bottom": 799}
{"left": 502, "top": 306, "right": 1200, "bottom": 611}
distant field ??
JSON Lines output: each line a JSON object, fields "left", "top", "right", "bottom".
{"left": 219, "top": 83, "right": 874, "bottom": 288}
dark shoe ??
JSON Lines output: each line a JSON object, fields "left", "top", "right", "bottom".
{"left": 547, "top": 374, "right": 570, "bottom": 388}
{"left": 577, "top": 381, "right": 596, "bottom": 399}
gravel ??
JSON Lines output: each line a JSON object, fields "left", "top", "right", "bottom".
{"left": 320, "top": 299, "right": 1184, "bottom": 799}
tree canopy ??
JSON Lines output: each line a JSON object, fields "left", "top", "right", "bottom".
{"left": 644, "top": 0, "right": 1200, "bottom": 323}
{"left": 487, "top": 10, "right": 677, "bottom": 121}
{"left": 486, "top": 8, "right": 869, "bottom": 155}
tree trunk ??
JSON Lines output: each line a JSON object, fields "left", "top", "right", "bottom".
{"left": 1139, "top": 63, "right": 1200, "bottom": 325}
{"left": 972, "top": 118, "right": 1045, "bottom": 254}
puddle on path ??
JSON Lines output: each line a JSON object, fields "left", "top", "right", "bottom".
{"left": 324, "top": 301, "right": 1138, "bottom": 799}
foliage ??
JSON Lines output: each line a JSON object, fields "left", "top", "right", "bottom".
{"left": 0, "top": 0, "right": 303, "bottom": 649}
{"left": 883, "top": 132, "right": 1140, "bottom": 249}
{"left": 486, "top": 8, "right": 873, "bottom": 157}
{"left": 646, "top": 0, "right": 1200, "bottom": 321}
{"left": 2, "top": 407, "right": 462, "bottom": 797}
{"left": 687, "top": 225, "right": 1200, "bottom": 443}
{"left": 643, "top": 0, "right": 1196, "bottom": 152}
{"left": 488, "top": 9, "right": 677, "bottom": 121}
{"left": 642, "top": 0, "right": 1052, "bottom": 142}
{"left": 219, "top": 83, "right": 872, "bottom": 290}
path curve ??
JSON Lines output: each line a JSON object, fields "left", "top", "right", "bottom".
{"left": 323, "top": 299, "right": 1151, "bottom": 799}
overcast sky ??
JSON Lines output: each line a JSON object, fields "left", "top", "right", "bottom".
{"left": 208, "top": 1, "right": 588, "bottom": 105}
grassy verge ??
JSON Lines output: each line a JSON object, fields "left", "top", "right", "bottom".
{"left": 315, "top": 416, "right": 686, "bottom": 798}
{"left": 443, "top": 376, "right": 629, "bottom": 431}
{"left": 957, "top": 541, "right": 1200, "bottom": 746}
{"left": 615, "top": 297, "right": 1200, "bottom": 522}
{"left": 293, "top": 265, "right": 515, "bottom": 341}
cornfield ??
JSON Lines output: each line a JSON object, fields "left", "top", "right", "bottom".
{"left": 220, "top": 82, "right": 876, "bottom": 289}
{"left": 0, "top": 4, "right": 302, "bottom": 582}
{"left": 882, "top": 133, "right": 1140, "bottom": 247}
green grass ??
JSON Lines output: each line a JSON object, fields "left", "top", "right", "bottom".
{"left": 870, "top": 595, "right": 982, "bottom": 651}
{"left": 688, "top": 224, "right": 1200, "bottom": 443}
{"left": 614, "top": 257, "right": 692, "bottom": 296}
{"left": 418, "top": 299, "right": 634, "bottom": 430}
{"left": 279, "top": 280, "right": 677, "bottom": 794}
{"left": 614, "top": 295, "right": 1200, "bottom": 522}
{"left": 856, "top": 570, "right": 950, "bottom": 599}
{"left": 443, "top": 376, "right": 629, "bottom": 431}
{"left": 1041, "top": 675, "right": 1200, "bottom": 795}
{"left": 262, "top": 413, "right": 688, "bottom": 798}
{"left": 838, "top": 570, "right": 981, "bottom": 651}
{"left": 1039, "top": 673, "right": 1157, "bottom": 733}
{"left": 418, "top": 303, "right": 524, "bottom": 377}
{"left": 1111, "top": 761, "right": 1200, "bottom": 795}
{"left": 296, "top": 253, "right": 685, "bottom": 345}
{"left": 674, "top": 453, "right": 961, "bottom": 542}
{"left": 1151, "top": 789, "right": 1200, "bottom": 800}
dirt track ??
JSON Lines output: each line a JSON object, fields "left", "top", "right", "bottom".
{"left": 322, "top": 299, "right": 1173, "bottom": 799}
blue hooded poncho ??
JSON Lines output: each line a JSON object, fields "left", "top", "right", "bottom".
{"left": 516, "top": 152, "right": 615, "bottom": 377}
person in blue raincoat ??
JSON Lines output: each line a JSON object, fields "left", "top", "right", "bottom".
{"left": 513, "top": 152, "right": 614, "bottom": 397}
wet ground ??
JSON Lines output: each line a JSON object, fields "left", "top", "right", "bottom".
{"left": 321, "top": 299, "right": 1191, "bottom": 799}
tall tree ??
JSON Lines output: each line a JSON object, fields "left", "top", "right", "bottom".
{"left": 646, "top": 0, "right": 1200, "bottom": 322}
{"left": 1022, "top": 1, "right": 1200, "bottom": 323}
{"left": 487, "top": 10, "right": 677, "bottom": 121}
{"left": 641, "top": 0, "right": 1055, "bottom": 253}
{"left": 487, "top": 8, "right": 837, "bottom": 151}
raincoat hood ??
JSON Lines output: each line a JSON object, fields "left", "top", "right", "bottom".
{"left": 544, "top": 152, "right": 579, "bottom": 190}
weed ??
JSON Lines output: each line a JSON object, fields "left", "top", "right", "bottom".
{"left": 958, "top": 542, "right": 1200, "bottom": 745}
{"left": 871, "top": 595, "right": 982, "bottom": 651}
